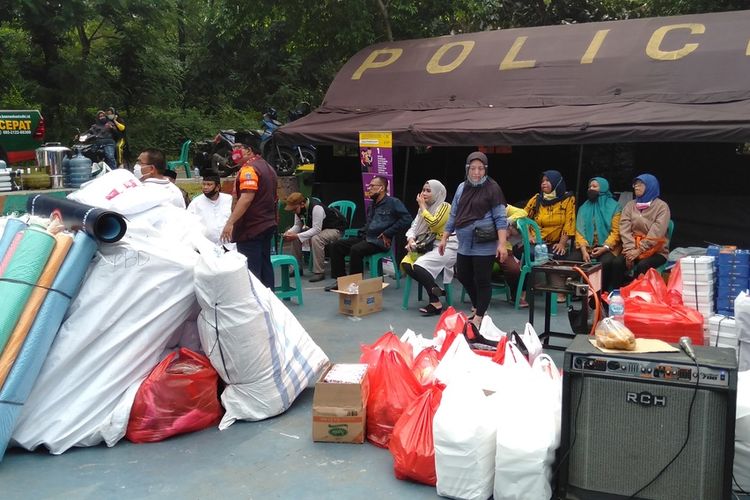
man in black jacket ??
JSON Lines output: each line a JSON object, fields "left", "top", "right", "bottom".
{"left": 324, "top": 176, "right": 412, "bottom": 291}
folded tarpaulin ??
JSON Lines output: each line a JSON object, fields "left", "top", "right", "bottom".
{"left": 0, "top": 228, "right": 56, "bottom": 354}
{"left": 0, "top": 231, "right": 97, "bottom": 460}
{"left": 27, "top": 194, "right": 127, "bottom": 243}
{"left": 0, "top": 219, "right": 27, "bottom": 261}
{"left": 0, "top": 233, "right": 73, "bottom": 388}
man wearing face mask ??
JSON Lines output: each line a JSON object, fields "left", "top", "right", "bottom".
{"left": 135, "top": 148, "right": 187, "bottom": 209}
{"left": 220, "top": 141, "right": 278, "bottom": 289}
{"left": 187, "top": 175, "right": 233, "bottom": 247}
{"left": 85, "top": 110, "right": 117, "bottom": 170}
{"left": 324, "top": 175, "right": 412, "bottom": 291}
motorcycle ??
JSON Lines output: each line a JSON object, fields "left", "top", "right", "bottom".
{"left": 193, "top": 129, "right": 242, "bottom": 178}
{"left": 285, "top": 103, "right": 316, "bottom": 167}
{"left": 71, "top": 131, "right": 110, "bottom": 178}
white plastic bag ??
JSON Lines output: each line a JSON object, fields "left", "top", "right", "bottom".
{"left": 401, "top": 329, "right": 437, "bottom": 355}
{"left": 517, "top": 323, "right": 544, "bottom": 364}
{"left": 479, "top": 314, "right": 507, "bottom": 342}
{"left": 434, "top": 376, "right": 496, "bottom": 500}
{"left": 68, "top": 169, "right": 170, "bottom": 215}
{"left": 735, "top": 292, "right": 750, "bottom": 371}
{"left": 194, "top": 248, "right": 329, "bottom": 429}
{"left": 734, "top": 370, "right": 750, "bottom": 492}
{"left": 492, "top": 353, "right": 561, "bottom": 500}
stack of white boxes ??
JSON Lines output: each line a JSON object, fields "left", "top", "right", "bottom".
{"left": 707, "top": 315, "right": 739, "bottom": 360}
{"left": 680, "top": 256, "right": 716, "bottom": 338}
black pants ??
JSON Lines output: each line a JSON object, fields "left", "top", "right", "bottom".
{"left": 236, "top": 226, "right": 276, "bottom": 289}
{"left": 402, "top": 262, "right": 440, "bottom": 303}
{"left": 328, "top": 237, "right": 384, "bottom": 278}
{"left": 624, "top": 254, "right": 667, "bottom": 282}
{"left": 568, "top": 249, "right": 627, "bottom": 292}
{"left": 455, "top": 253, "right": 495, "bottom": 317}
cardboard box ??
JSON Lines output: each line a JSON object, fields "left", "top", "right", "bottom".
{"left": 331, "top": 273, "right": 388, "bottom": 317}
{"left": 312, "top": 363, "right": 370, "bottom": 444}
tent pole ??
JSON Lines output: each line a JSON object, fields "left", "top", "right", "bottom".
{"left": 402, "top": 146, "right": 411, "bottom": 201}
{"left": 575, "top": 145, "right": 584, "bottom": 202}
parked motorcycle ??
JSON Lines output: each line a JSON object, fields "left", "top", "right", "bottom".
{"left": 193, "top": 129, "right": 242, "bottom": 178}
{"left": 71, "top": 131, "right": 110, "bottom": 178}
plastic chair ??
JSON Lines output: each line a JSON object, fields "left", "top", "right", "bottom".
{"left": 167, "top": 140, "right": 192, "bottom": 178}
{"left": 365, "top": 246, "right": 401, "bottom": 288}
{"left": 516, "top": 217, "right": 558, "bottom": 314}
{"left": 270, "top": 254, "right": 303, "bottom": 305}
{"left": 402, "top": 271, "right": 454, "bottom": 309}
{"left": 328, "top": 200, "right": 356, "bottom": 229}
{"left": 655, "top": 219, "right": 675, "bottom": 274}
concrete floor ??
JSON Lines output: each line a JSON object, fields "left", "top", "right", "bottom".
{"left": 0, "top": 272, "right": 573, "bottom": 500}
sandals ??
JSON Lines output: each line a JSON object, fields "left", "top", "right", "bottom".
{"left": 419, "top": 303, "right": 443, "bottom": 316}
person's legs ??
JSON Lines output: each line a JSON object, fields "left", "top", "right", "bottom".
{"left": 349, "top": 240, "right": 382, "bottom": 276}
{"left": 598, "top": 252, "right": 625, "bottom": 291}
{"left": 258, "top": 226, "right": 276, "bottom": 289}
{"left": 497, "top": 255, "right": 521, "bottom": 301}
{"left": 413, "top": 264, "right": 441, "bottom": 304}
{"left": 310, "top": 229, "right": 341, "bottom": 276}
{"left": 101, "top": 141, "right": 116, "bottom": 170}
{"left": 633, "top": 254, "right": 667, "bottom": 278}
{"left": 472, "top": 255, "right": 495, "bottom": 318}
{"left": 328, "top": 237, "right": 360, "bottom": 279}
{"left": 237, "top": 239, "right": 264, "bottom": 284}
{"left": 286, "top": 237, "right": 304, "bottom": 269}
{"left": 455, "top": 253, "right": 475, "bottom": 309}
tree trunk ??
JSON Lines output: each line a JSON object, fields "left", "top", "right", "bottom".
{"left": 374, "top": 0, "right": 394, "bottom": 42}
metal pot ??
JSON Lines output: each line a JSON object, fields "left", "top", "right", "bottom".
{"left": 35, "top": 142, "right": 71, "bottom": 189}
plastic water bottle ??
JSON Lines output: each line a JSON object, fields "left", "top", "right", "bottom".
{"left": 609, "top": 289, "right": 625, "bottom": 322}
{"left": 534, "top": 243, "right": 549, "bottom": 265}
{"left": 193, "top": 167, "right": 200, "bottom": 178}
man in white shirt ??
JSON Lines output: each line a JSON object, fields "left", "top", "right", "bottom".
{"left": 187, "top": 175, "right": 233, "bottom": 245}
{"left": 282, "top": 192, "right": 345, "bottom": 282}
{"left": 134, "top": 148, "right": 187, "bottom": 209}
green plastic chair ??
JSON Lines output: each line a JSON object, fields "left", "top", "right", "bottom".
{"left": 167, "top": 140, "right": 192, "bottom": 178}
{"left": 402, "top": 272, "right": 454, "bottom": 309}
{"left": 328, "top": 200, "right": 356, "bottom": 228}
{"left": 270, "top": 254, "right": 303, "bottom": 305}
{"left": 516, "top": 217, "right": 558, "bottom": 314}
{"left": 365, "top": 246, "right": 401, "bottom": 288}
{"left": 655, "top": 219, "right": 675, "bottom": 274}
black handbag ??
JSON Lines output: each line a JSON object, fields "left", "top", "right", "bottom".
{"left": 473, "top": 224, "right": 498, "bottom": 243}
{"left": 414, "top": 232, "right": 436, "bottom": 253}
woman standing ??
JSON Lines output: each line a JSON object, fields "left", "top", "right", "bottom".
{"left": 401, "top": 180, "right": 457, "bottom": 315}
{"left": 619, "top": 173, "right": 671, "bottom": 278}
{"left": 438, "top": 152, "right": 507, "bottom": 334}
{"left": 572, "top": 177, "right": 624, "bottom": 291}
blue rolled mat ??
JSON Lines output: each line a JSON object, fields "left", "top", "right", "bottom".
{"left": 0, "top": 231, "right": 97, "bottom": 460}
{"left": 0, "top": 228, "right": 56, "bottom": 354}
{"left": 0, "top": 220, "right": 27, "bottom": 262}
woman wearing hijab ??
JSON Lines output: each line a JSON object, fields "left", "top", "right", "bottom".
{"left": 523, "top": 170, "right": 576, "bottom": 302}
{"left": 618, "top": 173, "right": 671, "bottom": 278}
{"left": 401, "top": 179, "right": 457, "bottom": 315}
{"left": 572, "top": 177, "right": 624, "bottom": 291}
{"left": 438, "top": 151, "right": 507, "bottom": 334}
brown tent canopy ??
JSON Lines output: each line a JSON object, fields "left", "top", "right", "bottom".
{"left": 277, "top": 10, "right": 750, "bottom": 146}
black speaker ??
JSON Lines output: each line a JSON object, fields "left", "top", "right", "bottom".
{"left": 557, "top": 335, "right": 737, "bottom": 500}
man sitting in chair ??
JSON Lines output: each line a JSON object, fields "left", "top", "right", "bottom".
{"left": 282, "top": 192, "right": 346, "bottom": 283}
{"left": 324, "top": 176, "right": 412, "bottom": 291}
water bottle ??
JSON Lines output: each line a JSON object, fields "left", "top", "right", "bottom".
{"left": 534, "top": 243, "right": 549, "bottom": 265}
{"left": 193, "top": 167, "right": 200, "bottom": 178}
{"left": 609, "top": 289, "right": 625, "bottom": 322}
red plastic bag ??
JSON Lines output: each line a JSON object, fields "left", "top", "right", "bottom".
{"left": 364, "top": 348, "right": 424, "bottom": 448}
{"left": 360, "top": 331, "right": 414, "bottom": 368}
{"left": 619, "top": 269, "right": 704, "bottom": 345}
{"left": 389, "top": 383, "right": 444, "bottom": 485}
{"left": 412, "top": 348, "right": 440, "bottom": 386}
{"left": 126, "top": 348, "right": 222, "bottom": 443}
{"left": 433, "top": 307, "right": 469, "bottom": 360}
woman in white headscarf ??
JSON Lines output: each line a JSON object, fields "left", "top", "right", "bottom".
{"left": 401, "top": 179, "right": 458, "bottom": 315}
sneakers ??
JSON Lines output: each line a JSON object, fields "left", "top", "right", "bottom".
{"left": 309, "top": 273, "right": 325, "bottom": 283}
{"left": 324, "top": 281, "right": 339, "bottom": 292}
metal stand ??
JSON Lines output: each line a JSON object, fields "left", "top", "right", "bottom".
{"left": 527, "top": 260, "right": 601, "bottom": 351}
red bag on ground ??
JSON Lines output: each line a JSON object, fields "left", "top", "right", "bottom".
{"left": 412, "top": 348, "right": 440, "bottom": 386}
{"left": 363, "top": 348, "right": 424, "bottom": 448}
{"left": 433, "top": 307, "right": 469, "bottom": 359}
{"left": 389, "top": 383, "right": 444, "bottom": 485}
{"left": 126, "top": 348, "right": 222, "bottom": 443}
{"left": 360, "top": 331, "right": 414, "bottom": 368}
{"left": 620, "top": 269, "right": 704, "bottom": 344}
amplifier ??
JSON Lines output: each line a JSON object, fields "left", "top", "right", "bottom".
{"left": 557, "top": 335, "right": 737, "bottom": 500}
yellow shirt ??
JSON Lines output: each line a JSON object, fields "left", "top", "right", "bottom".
{"left": 575, "top": 212, "right": 622, "bottom": 253}
{"left": 523, "top": 194, "right": 576, "bottom": 244}
{"left": 421, "top": 201, "right": 450, "bottom": 235}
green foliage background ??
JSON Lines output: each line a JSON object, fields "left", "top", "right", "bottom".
{"left": 0, "top": 0, "right": 743, "bottom": 159}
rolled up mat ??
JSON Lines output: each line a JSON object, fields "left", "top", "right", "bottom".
{"left": 0, "top": 219, "right": 27, "bottom": 261}
{"left": 0, "top": 232, "right": 24, "bottom": 276}
{"left": 27, "top": 194, "right": 127, "bottom": 243}
{"left": 0, "top": 233, "right": 73, "bottom": 388}
{"left": 0, "top": 231, "right": 97, "bottom": 460}
{"left": 0, "top": 228, "right": 56, "bottom": 354}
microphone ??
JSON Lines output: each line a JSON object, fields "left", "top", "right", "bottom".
{"left": 679, "top": 336, "right": 697, "bottom": 361}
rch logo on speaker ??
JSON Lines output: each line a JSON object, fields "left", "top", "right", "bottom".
{"left": 626, "top": 391, "right": 666, "bottom": 407}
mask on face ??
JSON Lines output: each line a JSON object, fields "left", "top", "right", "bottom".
{"left": 98, "top": 117, "right": 106, "bottom": 124}
{"left": 231, "top": 148, "right": 244, "bottom": 163}
{"left": 133, "top": 164, "right": 143, "bottom": 179}
{"left": 587, "top": 189, "right": 599, "bottom": 202}
{"left": 369, "top": 190, "right": 381, "bottom": 201}
{"left": 106, "top": 114, "right": 115, "bottom": 120}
